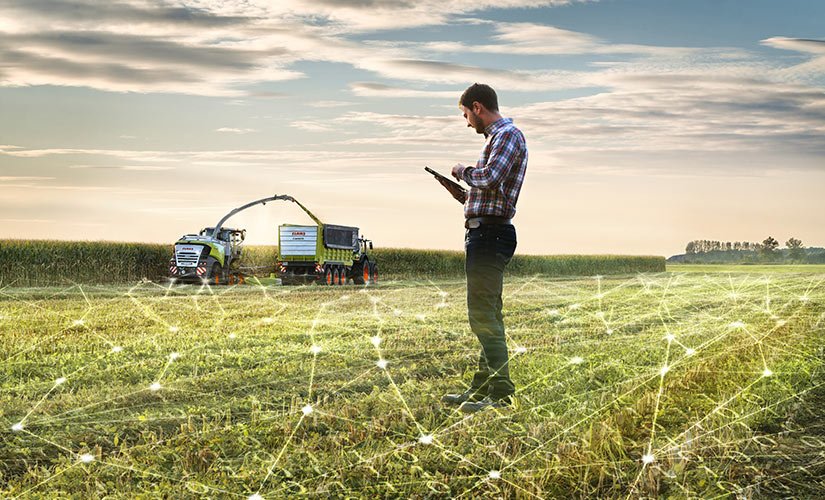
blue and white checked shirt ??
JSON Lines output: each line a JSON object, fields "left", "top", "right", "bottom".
{"left": 455, "top": 117, "right": 527, "bottom": 220}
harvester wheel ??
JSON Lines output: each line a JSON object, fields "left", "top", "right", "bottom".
{"left": 371, "top": 263, "right": 379, "bottom": 283}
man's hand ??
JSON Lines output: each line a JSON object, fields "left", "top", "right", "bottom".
{"left": 436, "top": 176, "right": 467, "bottom": 204}
{"left": 451, "top": 163, "right": 464, "bottom": 181}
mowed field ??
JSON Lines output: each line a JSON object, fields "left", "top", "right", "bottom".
{"left": 2, "top": 268, "right": 824, "bottom": 499}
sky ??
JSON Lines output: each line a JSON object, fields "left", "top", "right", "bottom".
{"left": 1, "top": 0, "right": 824, "bottom": 257}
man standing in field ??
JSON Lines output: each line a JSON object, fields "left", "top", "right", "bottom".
{"left": 441, "top": 83, "right": 527, "bottom": 413}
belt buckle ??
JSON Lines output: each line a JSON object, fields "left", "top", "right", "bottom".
{"left": 467, "top": 219, "right": 481, "bottom": 229}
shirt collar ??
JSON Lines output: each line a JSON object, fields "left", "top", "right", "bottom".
{"left": 484, "top": 117, "right": 512, "bottom": 138}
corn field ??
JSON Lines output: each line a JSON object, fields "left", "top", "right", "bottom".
{"left": 0, "top": 239, "right": 664, "bottom": 286}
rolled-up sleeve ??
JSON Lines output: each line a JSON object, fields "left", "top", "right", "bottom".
{"left": 461, "top": 130, "right": 521, "bottom": 189}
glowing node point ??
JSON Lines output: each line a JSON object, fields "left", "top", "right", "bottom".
{"left": 595, "top": 312, "right": 604, "bottom": 318}
{"left": 55, "top": 377, "right": 67, "bottom": 386}
{"left": 370, "top": 296, "right": 381, "bottom": 304}
{"left": 72, "top": 320, "right": 84, "bottom": 326}
{"left": 248, "top": 494, "right": 263, "bottom": 500}
{"left": 228, "top": 333, "right": 237, "bottom": 339}
{"left": 340, "top": 295, "right": 349, "bottom": 300}
{"left": 799, "top": 296, "right": 810, "bottom": 302}
{"left": 439, "top": 291, "right": 449, "bottom": 298}
{"left": 546, "top": 309, "right": 560, "bottom": 316}
{"left": 263, "top": 318, "right": 273, "bottom": 323}
{"left": 570, "top": 356, "right": 583, "bottom": 365}
{"left": 660, "top": 365, "right": 670, "bottom": 376}
{"left": 664, "top": 334, "right": 675, "bottom": 342}
{"left": 686, "top": 348, "right": 696, "bottom": 356}
{"left": 776, "top": 320, "right": 787, "bottom": 326}
{"left": 12, "top": 422, "right": 23, "bottom": 432}
{"left": 79, "top": 454, "right": 95, "bottom": 463}
{"left": 728, "top": 293, "right": 738, "bottom": 299}
{"left": 168, "top": 326, "right": 179, "bottom": 333}
{"left": 149, "top": 383, "right": 161, "bottom": 391}
{"left": 302, "top": 405, "right": 313, "bottom": 416}
{"left": 111, "top": 346, "right": 122, "bottom": 353}
{"left": 310, "top": 345, "right": 322, "bottom": 354}
{"left": 419, "top": 434, "right": 433, "bottom": 445}
{"left": 606, "top": 329, "right": 613, "bottom": 334}
{"left": 393, "top": 309, "right": 402, "bottom": 315}
{"left": 488, "top": 470, "right": 501, "bottom": 480}
{"left": 763, "top": 368, "right": 773, "bottom": 377}
{"left": 370, "top": 336, "right": 381, "bottom": 347}
{"left": 569, "top": 304, "right": 580, "bottom": 311}
{"left": 169, "top": 352, "right": 180, "bottom": 360}
{"left": 728, "top": 321, "right": 745, "bottom": 329}
{"left": 415, "top": 314, "right": 426, "bottom": 321}
{"left": 515, "top": 346, "right": 527, "bottom": 354}
{"left": 377, "top": 359, "right": 388, "bottom": 369}
{"left": 642, "top": 454, "right": 655, "bottom": 464}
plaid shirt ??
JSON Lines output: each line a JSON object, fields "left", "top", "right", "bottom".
{"left": 456, "top": 117, "right": 527, "bottom": 220}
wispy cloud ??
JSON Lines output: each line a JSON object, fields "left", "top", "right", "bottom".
{"left": 215, "top": 127, "right": 257, "bottom": 134}
{"left": 69, "top": 165, "right": 174, "bottom": 171}
{"left": 0, "top": 176, "right": 55, "bottom": 181}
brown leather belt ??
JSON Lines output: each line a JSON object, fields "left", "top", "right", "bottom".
{"left": 465, "top": 216, "right": 512, "bottom": 229}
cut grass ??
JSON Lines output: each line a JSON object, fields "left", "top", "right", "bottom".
{"left": 1, "top": 270, "right": 823, "bottom": 499}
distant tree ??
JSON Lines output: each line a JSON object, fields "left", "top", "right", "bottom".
{"left": 686, "top": 241, "right": 696, "bottom": 254}
{"left": 760, "top": 236, "right": 779, "bottom": 262}
{"left": 786, "top": 237, "right": 805, "bottom": 262}
{"left": 725, "top": 241, "right": 732, "bottom": 251}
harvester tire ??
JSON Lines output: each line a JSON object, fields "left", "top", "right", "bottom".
{"left": 370, "top": 263, "right": 378, "bottom": 284}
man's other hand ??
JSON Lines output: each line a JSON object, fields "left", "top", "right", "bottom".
{"left": 451, "top": 163, "right": 464, "bottom": 181}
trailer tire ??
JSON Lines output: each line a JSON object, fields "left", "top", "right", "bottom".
{"left": 338, "top": 266, "right": 346, "bottom": 286}
{"left": 324, "top": 266, "right": 334, "bottom": 286}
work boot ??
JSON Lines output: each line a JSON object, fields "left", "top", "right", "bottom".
{"left": 458, "top": 396, "right": 513, "bottom": 414}
{"left": 440, "top": 388, "right": 487, "bottom": 406}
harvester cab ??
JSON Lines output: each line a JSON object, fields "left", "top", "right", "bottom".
{"left": 169, "top": 227, "right": 245, "bottom": 284}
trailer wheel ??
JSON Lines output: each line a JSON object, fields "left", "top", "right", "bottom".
{"left": 325, "top": 266, "right": 334, "bottom": 286}
{"left": 370, "top": 263, "right": 379, "bottom": 283}
{"left": 338, "top": 267, "right": 346, "bottom": 286}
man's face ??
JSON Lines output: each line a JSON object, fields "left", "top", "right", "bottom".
{"left": 460, "top": 104, "right": 484, "bottom": 134}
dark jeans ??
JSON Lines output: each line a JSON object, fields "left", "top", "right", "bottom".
{"left": 465, "top": 223, "right": 517, "bottom": 400}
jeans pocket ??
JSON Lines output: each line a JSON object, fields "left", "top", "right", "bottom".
{"left": 493, "top": 227, "right": 517, "bottom": 262}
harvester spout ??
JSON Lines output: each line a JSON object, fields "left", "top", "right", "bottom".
{"left": 211, "top": 194, "right": 324, "bottom": 237}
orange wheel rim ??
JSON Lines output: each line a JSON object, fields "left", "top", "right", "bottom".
{"left": 326, "top": 272, "right": 331, "bottom": 285}
{"left": 364, "top": 265, "right": 370, "bottom": 283}
{"left": 374, "top": 269, "right": 378, "bottom": 282}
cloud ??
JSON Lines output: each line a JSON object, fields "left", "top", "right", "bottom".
{"left": 761, "top": 37, "right": 825, "bottom": 55}
{"left": 69, "top": 165, "right": 174, "bottom": 171}
{"left": 308, "top": 100, "right": 358, "bottom": 107}
{"left": 349, "top": 82, "right": 457, "bottom": 98}
{"left": 0, "top": 176, "right": 55, "bottom": 181}
{"left": 289, "top": 121, "right": 335, "bottom": 132}
{"left": 215, "top": 128, "right": 257, "bottom": 134}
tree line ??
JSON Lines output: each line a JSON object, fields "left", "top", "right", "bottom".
{"left": 684, "top": 236, "right": 812, "bottom": 263}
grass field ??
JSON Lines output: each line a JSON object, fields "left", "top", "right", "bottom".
{"left": 2, "top": 269, "right": 824, "bottom": 499}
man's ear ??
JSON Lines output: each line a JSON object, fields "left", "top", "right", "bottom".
{"left": 472, "top": 101, "right": 484, "bottom": 115}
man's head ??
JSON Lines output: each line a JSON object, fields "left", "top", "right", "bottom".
{"left": 459, "top": 83, "right": 500, "bottom": 135}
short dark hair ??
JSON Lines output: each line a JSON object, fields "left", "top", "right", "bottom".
{"left": 459, "top": 83, "right": 498, "bottom": 112}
